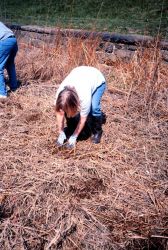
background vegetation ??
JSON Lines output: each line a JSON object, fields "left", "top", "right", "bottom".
{"left": 0, "top": 0, "right": 168, "bottom": 37}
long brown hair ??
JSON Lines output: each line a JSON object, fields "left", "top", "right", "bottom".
{"left": 55, "top": 86, "right": 80, "bottom": 117}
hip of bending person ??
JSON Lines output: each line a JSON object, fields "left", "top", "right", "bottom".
{"left": 55, "top": 66, "right": 106, "bottom": 149}
{"left": 0, "top": 22, "right": 18, "bottom": 98}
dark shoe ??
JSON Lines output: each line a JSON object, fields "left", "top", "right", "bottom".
{"left": 0, "top": 94, "right": 7, "bottom": 99}
{"left": 91, "top": 130, "right": 102, "bottom": 144}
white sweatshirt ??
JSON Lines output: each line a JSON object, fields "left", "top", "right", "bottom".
{"left": 0, "top": 22, "right": 14, "bottom": 40}
{"left": 55, "top": 66, "right": 106, "bottom": 116}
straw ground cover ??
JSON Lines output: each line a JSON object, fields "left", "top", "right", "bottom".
{"left": 0, "top": 34, "right": 168, "bottom": 249}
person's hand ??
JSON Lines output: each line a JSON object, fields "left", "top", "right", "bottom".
{"left": 56, "top": 131, "right": 66, "bottom": 147}
{"left": 66, "top": 134, "right": 78, "bottom": 149}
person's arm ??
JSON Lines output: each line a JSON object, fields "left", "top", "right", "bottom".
{"left": 73, "top": 116, "right": 87, "bottom": 137}
{"left": 67, "top": 116, "right": 87, "bottom": 148}
{"left": 55, "top": 110, "right": 67, "bottom": 146}
{"left": 56, "top": 110, "right": 65, "bottom": 133}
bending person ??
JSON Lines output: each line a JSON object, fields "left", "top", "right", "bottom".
{"left": 55, "top": 66, "right": 106, "bottom": 149}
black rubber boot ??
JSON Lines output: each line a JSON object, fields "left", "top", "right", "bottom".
{"left": 91, "top": 116, "right": 103, "bottom": 144}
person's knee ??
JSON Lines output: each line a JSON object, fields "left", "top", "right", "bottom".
{"left": 91, "top": 105, "right": 101, "bottom": 116}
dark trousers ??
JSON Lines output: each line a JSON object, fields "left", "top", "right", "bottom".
{"left": 64, "top": 112, "right": 106, "bottom": 141}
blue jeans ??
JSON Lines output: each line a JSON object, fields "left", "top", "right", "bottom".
{"left": 91, "top": 82, "right": 106, "bottom": 117}
{"left": 0, "top": 37, "right": 18, "bottom": 96}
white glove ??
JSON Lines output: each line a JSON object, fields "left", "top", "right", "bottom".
{"left": 66, "top": 134, "right": 78, "bottom": 149}
{"left": 56, "top": 131, "right": 66, "bottom": 147}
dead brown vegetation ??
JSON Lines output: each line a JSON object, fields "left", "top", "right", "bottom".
{"left": 0, "top": 34, "right": 168, "bottom": 249}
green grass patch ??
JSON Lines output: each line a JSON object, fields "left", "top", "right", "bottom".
{"left": 0, "top": 0, "right": 167, "bottom": 37}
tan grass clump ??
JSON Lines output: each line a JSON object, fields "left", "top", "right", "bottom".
{"left": 108, "top": 42, "right": 168, "bottom": 118}
{"left": 16, "top": 34, "right": 100, "bottom": 85}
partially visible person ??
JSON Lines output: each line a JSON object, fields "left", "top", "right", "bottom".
{"left": 55, "top": 66, "right": 106, "bottom": 149}
{"left": 0, "top": 22, "right": 18, "bottom": 98}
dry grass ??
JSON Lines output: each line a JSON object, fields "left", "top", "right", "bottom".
{"left": 0, "top": 34, "right": 168, "bottom": 250}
